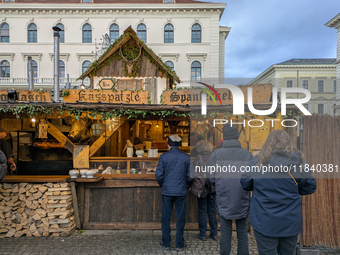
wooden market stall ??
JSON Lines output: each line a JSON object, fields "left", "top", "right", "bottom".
{"left": 0, "top": 26, "right": 301, "bottom": 236}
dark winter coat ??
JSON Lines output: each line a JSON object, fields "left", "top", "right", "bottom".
{"left": 0, "top": 150, "right": 7, "bottom": 181}
{"left": 240, "top": 151, "right": 316, "bottom": 237}
{"left": 192, "top": 141, "right": 215, "bottom": 194}
{"left": 156, "top": 146, "right": 192, "bottom": 196}
{"left": 205, "top": 140, "right": 253, "bottom": 220}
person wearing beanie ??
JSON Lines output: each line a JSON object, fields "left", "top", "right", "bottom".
{"left": 156, "top": 134, "right": 192, "bottom": 252}
{"left": 205, "top": 124, "right": 253, "bottom": 255}
{"left": 0, "top": 127, "right": 16, "bottom": 174}
{"left": 192, "top": 139, "right": 218, "bottom": 242}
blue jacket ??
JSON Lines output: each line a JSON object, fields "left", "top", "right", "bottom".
{"left": 240, "top": 151, "right": 316, "bottom": 237}
{"left": 156, "top": 146, "right": 192, "bottom": 196}
{"left": 205, "top": 140, "right": 253, "bottom": 220}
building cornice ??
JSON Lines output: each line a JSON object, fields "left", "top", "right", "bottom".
{"left": 21, "top": 53, "right": 43, "bottom": 61}
{"left": 219, "top": 26, "right": 231, "bottom": 40}
{"left": 0, "top": 3, "right": 226, "bottom": 17}
{"left": 0, "top": 52, "right": 15, "bottom": 62}
{"left": 158, "top": 53, "right": 180, "bottom": 61}
{"left": 186, "top": 53, "right": 207, "bottom": 61}
{"left": 325, "top": 13, "right": 340, "bottom": 29}
{"left": 272, "top": 64, "right": 336, "bottom": 70}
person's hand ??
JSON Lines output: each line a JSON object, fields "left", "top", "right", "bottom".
{"left": 10, "top": 163, "right": 16, "bottom": 172}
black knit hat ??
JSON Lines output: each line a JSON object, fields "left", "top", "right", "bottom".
{"left": 0, "top": 127, "right": 7, "bottom": 133}
{"left": 223, "top": 124, "right": 239, "bottom": 140}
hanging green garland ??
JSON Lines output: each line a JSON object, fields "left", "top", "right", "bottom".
{"left": 0, "top": 104, "right": 191, "bottom": 121}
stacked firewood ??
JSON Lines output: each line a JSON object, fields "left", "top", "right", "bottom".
{"left": 0, "top": 182, "right": 75, "bottom": 238}
{"left": 46, "top": 183, "right": 75, "bottom": 237}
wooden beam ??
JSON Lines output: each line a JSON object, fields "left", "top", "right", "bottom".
{"left": 89, "top": 120, "right": 125, "bottom": 157}
{"left": 47, "top": 120, "right": 74, "bottom": 153}
{"left": 83, "top": 222, "right": 204, "bottom": 230}
{"left": 70, "top": 181, "right": 81, "bottom": 230}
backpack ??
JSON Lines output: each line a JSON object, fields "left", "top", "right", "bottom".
{"left": 188, "top": 155, "right": 209, "bottom": 198}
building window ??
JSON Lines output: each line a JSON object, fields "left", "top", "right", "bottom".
{"left": 137, "top": 24, "right": 147, "bottom": 43}
{"left": 191, "top": 23, "right": 201, "bottom": 43}
{"left": 82, "top": 0, "right": 92, "bottom": 2}
{"left": 191, "top": 61, "right": 201, "bottom": 81}
{"left": 56, "top": 23, "right": 64, "bottom": 43}
{"left": 82, "top": 60, "right": 91, "bottom": 74}
{"left": 164, "top": 0, "right": 174, "bottom": 2}
{"left": 59, "top": 60, "right": 65, "bottom": 78}
{"left": 317, "top": 104, "right": 324, "bottom": 114}
{"left": 333, "top": 80, "right": 336, "bottom": 92}
{"left": 82, "top": 23, "right": 92, "bottom": 43}
{"left": 302, "top": 80, "right": 309, "bottom": 90}
{"left": 3, "top": 0, "right": 14, "bottom": 2}
{"left": 286, "top": 80, "right": 293, "bottom": 87}
{"left": 27, "top": 23, "right": 37, "bottom": 43}
{"left": 0, "top": 23, "right": 9, "bottom": 43}
{"left": 109, "top": 24, "right": 119, "bottom": 43}
{"left": 0, "top": 60, "right": 10, "bottom": 77}
{"left": 165, "top": 61, "right": 174, "bottom": 71}
{"left": 27, "top": 60, "right": 38, "bottom": 78}
{"left": 164, "top": 23, "right": 174, "bottom": 43}
{"left": 303, "top": 104, "right": 309, "bottom": 111}
{"left": 317, "top": 80, "right": 325, "bottom": 92}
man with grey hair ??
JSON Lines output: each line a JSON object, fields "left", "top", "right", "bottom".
{"left": 156, "top": 134, "right": 192, "bottom": 252}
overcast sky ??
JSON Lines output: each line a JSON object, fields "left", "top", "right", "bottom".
{"left": 206, "top": 0, "right": 339, "bottom": 79}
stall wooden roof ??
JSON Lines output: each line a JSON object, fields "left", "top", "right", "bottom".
{"left": 78, "top": 26, "right": 180, "bottom": 83}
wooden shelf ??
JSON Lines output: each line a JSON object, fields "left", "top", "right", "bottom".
{"left": 1, "top": 175, "right": 69, "bottom": 183}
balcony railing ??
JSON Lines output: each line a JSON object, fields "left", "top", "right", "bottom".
{"left": 0, "top": 77, "right": 91, "bottom": 87}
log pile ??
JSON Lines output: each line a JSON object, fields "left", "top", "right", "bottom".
{"left": 0, "top": 182, "right": 75, "bottom": 238}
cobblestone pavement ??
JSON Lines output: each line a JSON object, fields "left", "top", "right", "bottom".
{"left": 0, "top": 230, "right": 339, "bottom": 254}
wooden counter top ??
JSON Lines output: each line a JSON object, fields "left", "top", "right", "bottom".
{"left": 1, "top": 174, "right": 157, "bottom": 183}
{"left": 1, "top": 175, "right": 69, "bottom": 183}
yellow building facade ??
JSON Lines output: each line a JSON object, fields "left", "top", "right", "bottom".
{"left": 250, "top": 59, "right": 337, "bottom": 115}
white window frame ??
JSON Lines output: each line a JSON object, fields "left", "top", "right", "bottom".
{"left": 315, "top": 101, "right": 327, "bottom": 114}
{"left": 301, "top": 79, "right": 309, "bottom": 90}
{"left": 286, "top": 80, "right": 294, "bottom": 88}
{"left": 303, "top": 103, "right": 310, "bottom": 112}
{"left": 317, "top": 79, "right": 325, "bottom": 92}
{"left": 331, "top": 102, "right": 336, "bottom": 116}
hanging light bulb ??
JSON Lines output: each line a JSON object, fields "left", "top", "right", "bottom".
{"left": 156, "top": 121, "right": 159, "bottom": 128}
{"left": 80, "top": 80, "right": 85, "bottom": 89}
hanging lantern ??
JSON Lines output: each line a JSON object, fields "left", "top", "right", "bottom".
{"left": 35, "top": 119, "right": 48, "bottom": 139}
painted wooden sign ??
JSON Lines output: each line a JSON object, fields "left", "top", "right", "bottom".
{"left": 0, "top": 90, "right": 51, "bottom": 102}
{"left": 62, "top": 89, "right": 148, "bottom": 104}
{"left": 161, "top": 84, "right": 272, "bottom": 105}
{"left": 98, "top": 78, "right": 115, "bottom": 90}
{"left": 73, "top": 145, "right": 90, "bottom": 169}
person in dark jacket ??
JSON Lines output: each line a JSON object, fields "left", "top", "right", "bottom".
{"left": 0, "top": 127, "right": 16, "bottom": 174}
{"left": 190, "top": 134, "right": 207, "bottom": 158}
{"left": 0, "top": 150, "right": 7, "bottom": 181}
{"left": 206, "top": 124, "right": 253, "bottom": 255}
{"left": 193, "top": 139, "right": 218, "bottom": 241}
{"left": 156, "top": 134, "right": 192, "bottom": 252}
{"left": 241, "top": 129, "right": 316, "bottom": 255}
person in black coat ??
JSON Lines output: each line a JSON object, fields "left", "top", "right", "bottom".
{"left": 193, "top": 139, "right": 218, "bottom": 242}
{"left": 206, "top": 124, "right": 253, "bottom": 255}
{"left": 0, "top": 127, "right": 16, "bottom": 174}
{"left": 0, "top": 150, "right": 6, "bottom": 181}
{"left": 241, "top": 129, "right": 316, "bottom": 255}
{"left": 156, "top": 134, "right": 192, "bottom": 252}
